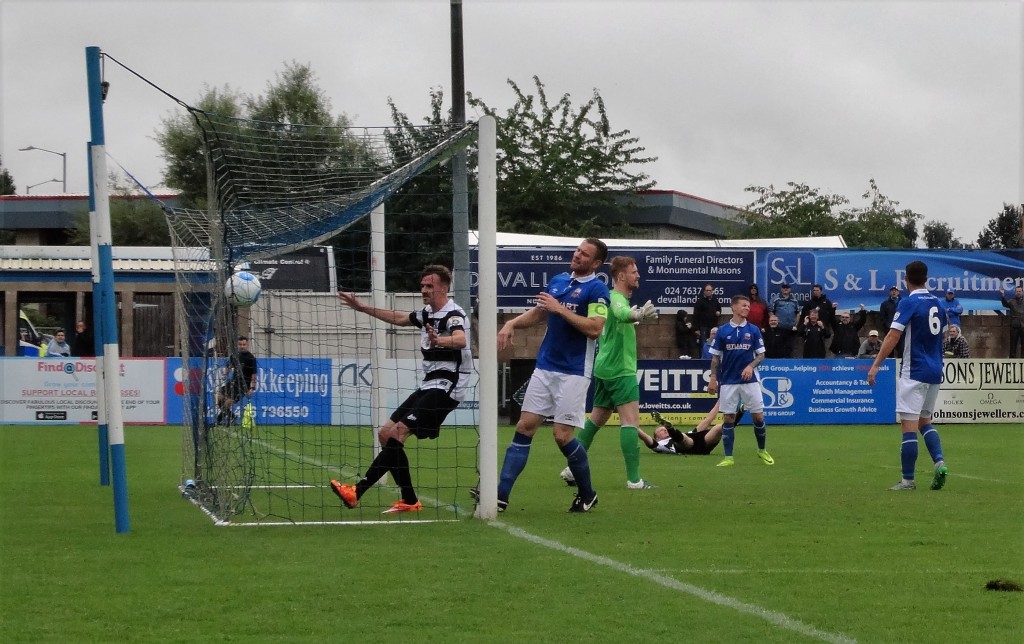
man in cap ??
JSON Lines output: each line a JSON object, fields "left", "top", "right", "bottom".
{"left": 940, "top": 290, "right": 963, "bottom": 328}
{"left": 770, "top": 283, "right": 800, "bottom": 332}
{"left": 857, "top": 329, "right": 883, "bottom": 358}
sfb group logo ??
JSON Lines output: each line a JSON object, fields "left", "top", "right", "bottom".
{"left": 760, "top": 377, "right": 794, "bottom": 409}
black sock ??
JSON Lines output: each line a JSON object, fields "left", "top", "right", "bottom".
{"left": 388, "top": 439, "right": 417, "bottom": 504}
{"left": 356, "top": 438, "right": 402, "bottom": 498}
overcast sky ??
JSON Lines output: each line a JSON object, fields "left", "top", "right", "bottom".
{"left": 2, "top": 1, "right": 1020, "bottom": 244}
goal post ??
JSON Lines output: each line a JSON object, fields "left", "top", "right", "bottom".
{"left": 162, "top": 104, "right": 498, "bottom": 525}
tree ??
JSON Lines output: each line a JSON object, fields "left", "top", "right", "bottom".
{"left": 66, "top": 173, "right": 171, "bottom": 246}
{"left": 0, "top": 156, "right": 15, "bottom": 243}
{"left": 156, "top": 62, "right": 369, "bottom": 209}
{"left": 381, "top": 88, "right": 464, "bottom": 288}
{"left": 841, "top": 179, "right": 921, "bottom": 248}
{"left": 467, "top": 76, "right": 656, "bottom": 236}
{"left": 922, "top": 221, "right": 964, "bottom": 249}
{"left": 0, "top": 156, "right": 15, "bottom": 195}
{"left": 737, "top": 179, "right": 920, "bottom": 248}
{"left": 977, "top": 203, "right": 1022, "bottom": 249}
{"left": 156, "top": 84, "right": 245, "bottom": 209}
{"left": 737, "top": 182, "right": 849, "bottom": 239}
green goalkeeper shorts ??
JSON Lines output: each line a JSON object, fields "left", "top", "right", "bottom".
{"left": 592, "top": 375, "right": 640, "bottom": 409}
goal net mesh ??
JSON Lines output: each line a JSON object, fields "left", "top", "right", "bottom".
{"left": 169, "top": 109, "right": 481, "bottom": 525}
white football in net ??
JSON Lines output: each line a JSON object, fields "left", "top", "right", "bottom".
{"left": 224, "top": 271, "right": 262, "bottom": 308}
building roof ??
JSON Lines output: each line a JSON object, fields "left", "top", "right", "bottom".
{"left": 0, "top": 193, "right": 181, "bottom": 229}
{"left": 0, "top": 245, "right": 210, "bottom": 272}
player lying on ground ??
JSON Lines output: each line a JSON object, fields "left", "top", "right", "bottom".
{"left": 562, "top": 402, "right": 745, "bottom": 487}
{"left": 642, "top": 402, "right": 744, "bottom": 455}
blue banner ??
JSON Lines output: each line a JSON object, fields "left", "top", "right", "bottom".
{"left": 760, "top": 248, "right": 1024, "bottom": 312}
{"left": 165, "top": 357, "right": 333, "bottom": 425}
{"left": 474, "top": 247, "right": 756, "bottom": 310}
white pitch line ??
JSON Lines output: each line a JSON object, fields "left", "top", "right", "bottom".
{"left": 874, "top": 464, "right": 1011, "bottom": 484}
{"left": 492, "top": 520, "right": 857, "bottom": 644}
{"left": 236, "top": 429, "right": 461, "bottom": 513}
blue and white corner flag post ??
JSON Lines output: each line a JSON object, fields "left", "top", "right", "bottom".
{"left": 86, "top": 46, "right": 130, "bottom": 533}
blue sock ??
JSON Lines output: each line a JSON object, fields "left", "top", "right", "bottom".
{"left": 919, "top": 424, "right": 944, "bottom": 464}
{"left": 900, "top": 432, "right": 918, "bottom": 480}
{"left": 753, "top": 422, "right": 767, "bottom": 450}
{"left": 722, "top": 424, "right": 735, "bottom": 457}
{"left": 497, "top": 432, "right": 533, "bottom": 501}
{"left": 561, "top": 438, "right": 595, "bottom": 499}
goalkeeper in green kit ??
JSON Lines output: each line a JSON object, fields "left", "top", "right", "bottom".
{"left": 560, "top": 255, "right": 658, "bottom": 489}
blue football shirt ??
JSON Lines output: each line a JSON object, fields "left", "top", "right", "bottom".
{"left": 890, "top": 288, "right": 945, "bottom": 384}
{"left": 535, "top": 272, "right": 610, "bottom": 377}
{"left": 709, "top": 320, "right": 766, "bottom": 385}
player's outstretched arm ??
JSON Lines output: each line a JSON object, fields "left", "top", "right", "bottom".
{"left": 337, "top": 291, "right": 411, "bottom": 326}
{"left": 497, "top": 305, "right": 547, "bottom": 350}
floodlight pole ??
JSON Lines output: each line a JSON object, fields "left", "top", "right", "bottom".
{"left": 26, "top": 178, "right": 61, "bottom": 194}
{"left": 86, "top": 45, "right": 130, "bottom": 534}
{"left": 19, "top": 146, "right": 67, "bottom": 193}
{"left": 450, "top": 0, "right": 471, "bottom": 312}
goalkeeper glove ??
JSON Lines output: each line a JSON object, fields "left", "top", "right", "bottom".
{"left": 629, "top": 300, "right": 658, "bottom": 322}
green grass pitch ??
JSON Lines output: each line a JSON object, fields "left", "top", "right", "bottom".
{"left": 1, "top": 422, "right": 1021, "bottom": 642}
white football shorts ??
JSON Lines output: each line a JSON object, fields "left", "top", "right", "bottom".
{"left": 896, "top": 378, "right": 940, "bottom": 421}
{"left": 521, "top": 368, "right": 590, "bottom": 428}
{"left": 719, "top": 381, "right": 765, "bottom": 414}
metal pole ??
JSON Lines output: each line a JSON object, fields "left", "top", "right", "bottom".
{"left": 450, "top": 0, "right": 470, "bottom": 312}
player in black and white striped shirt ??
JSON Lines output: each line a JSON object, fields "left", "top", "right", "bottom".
{"left": 331, "top": 265, "right": 471, "bottom": 514}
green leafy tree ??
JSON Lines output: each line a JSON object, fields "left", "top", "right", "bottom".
{"left": 738, "top": 182, "right": 849, "bottom": 239}
{"left": 66, "top": 173, "right": 171, "bottom": 246}
{"left": 380, "top": 88, "right": 464, "bottom": 288}
{"left": 467, "top": 76, "right": 656, "bottom": 236}
{"left": 156, "top": 62, "right": 372, "bottom": 209}
{"left": 841, "top": 179, "right": 921, "bottom": 248}
{"left": 738, "top": 179, "right": 920, "bottom": 248}
{"left": 922, "top": 221, "right": 964, "bottom": 249}
{"left": 0, "top": 156, "right": 15, "bottom": 242}
{"left": 156, "top": 85, "right": 245, "bottom": 209}
{"left": 0, "top": 156, "right": 16, "bottom": 195}
{"left": 977, "top": 203, "right": 1022, "bottom": 249}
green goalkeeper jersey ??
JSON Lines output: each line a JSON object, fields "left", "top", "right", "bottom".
{"left": 594, "top": 290, "right": 637, "bottom": 380}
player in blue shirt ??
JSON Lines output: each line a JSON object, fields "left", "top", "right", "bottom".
{"left": 476, "top": 238, "right": 610, "bottom": 513}
{"left": 707, "top": 294, "right": 772, "bottom": 467}
{"left": 867, "top": 260, "right": 948, "bottom": 491}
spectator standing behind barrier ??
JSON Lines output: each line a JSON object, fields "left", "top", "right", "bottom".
{"left": 942, "top": 325, "right": 970, "bottom": 358}
{"left": 693, "top": 284, "right": 722, "bottom": 347}
{"left": 940, "top": 290, "right": 963, "bottom": 328}
{"left": 674, "top": 309, "right": 696, "bottom": 358}
{"left": 46, "top": 330, "right": 71, "bottom": 357}
{"left": 770, "top": 283, "right": 800, "bottom": 333}
{"left": 1001, "top": 286, "right": 1024, "bottom": 358}
{"left": 747, "top": 284, "right": 769, "bottom": 330}
{"left": 762, "top": 314, "right": 793, "bottom": 359}
{"left": 879, "top": 286, "right": 904, "bottom": 358}
{"left": 799, "top": 309, "right": 830, "bottom": 358}
{"left": 830, "top": 304, "right": 867, "bottom": 358}
{"left": 800, "top": 284, "right": 836, "bottom": 331}
{"left": 71, "top": 320, "right": 95, "bottom": 357}
{"left": 857, "top": 330, "right": 883, "bottom": 358}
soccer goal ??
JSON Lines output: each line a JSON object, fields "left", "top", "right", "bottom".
{"left": 164, "top": 104, "right": 497, "bottom": 525}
